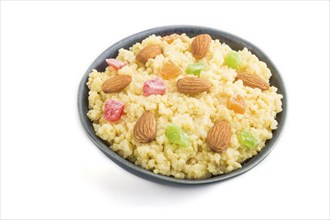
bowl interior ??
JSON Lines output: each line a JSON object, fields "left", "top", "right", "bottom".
{"left": 78, "top": 25, "right": 287, "bottom": 185}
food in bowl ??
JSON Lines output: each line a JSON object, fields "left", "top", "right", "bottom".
{"left": 86, "top": 33, "right": 283, "bottom": 179}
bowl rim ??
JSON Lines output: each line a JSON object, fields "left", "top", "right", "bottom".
{"left": 78, "top": 25, "right": 287, "bottom": 185}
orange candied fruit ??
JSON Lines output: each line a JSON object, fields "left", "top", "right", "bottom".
{"left": 159, "top": 60, "right": 182, "bottom": 80}
{"left": 227, "top": 94, "right": 247, "bottom": 114}
{"left": 162, "top": 34, "right": 180, "bottom": 44}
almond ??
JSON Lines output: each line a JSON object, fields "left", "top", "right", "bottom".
{"left": 102, "top": 75, "right": 132, "bottom": 93}
{"left": 159, "top": 60, "right": 182, "bottom": 79}
{"left": 191, "top": 34, "right": 212, "bottom": 59}
{"left": 207, "top": 120, "right": 231, "bottom": 153}
{"left": 136, "top": 45, "right": 162, "bottom": 64}
{"left": 177, "top": 77, "right": 211, "bottom": 95}
{"left": 133, "top": 111, "right": 157, "bottom": 143}
{"left": 236, "top": 72, "right": 270, "bottom": 91}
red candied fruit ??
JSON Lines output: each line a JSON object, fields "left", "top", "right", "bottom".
{"left": 103, "top": 99, "right": 125, "bottom": 122}
{"left": 143, "top": 77, "right": 166, "bottom": 96}
{"left": 105, "top": 58, "right": 126, "bottom": 70}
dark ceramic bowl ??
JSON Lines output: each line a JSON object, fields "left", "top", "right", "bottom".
{"left": 78, "top": 25, "right": 287, "bottom": 185}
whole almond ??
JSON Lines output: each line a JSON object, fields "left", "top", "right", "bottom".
{"left": 177, "top": 77, "right": 211, "bottom": 95}
{"left": 102, "top": 75, "right": 132, "bottom": 93}
{"left": 236, "top": 72, "right": 270, "bottom": 91}
{"left": 159, "top": 60, "right": 182, "bottom": 79}
{"left": 207, "top": 120, "right": 231, "bottom": 153}
{"left": 133, "top": 111, "right": 157, "bottom": 143}
{"left": 191, "top": 34, "right": 212, "bottom": 59}
{"left": 136, "top": 45, "right": 162, "bottom": 64}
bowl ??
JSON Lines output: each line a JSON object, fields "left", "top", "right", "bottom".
{"left": 78, "top": 25, "right": 287, "bottom": 185}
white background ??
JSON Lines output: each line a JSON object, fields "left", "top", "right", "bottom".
{"left": 1, "top": 1, "right": 329, "bottom": 219}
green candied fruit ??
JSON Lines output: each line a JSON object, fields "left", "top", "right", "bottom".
{"left": 165, "top": 124, "right": 190, "bottom": 147}
{"left": 185, "top": 62, "right": 207, "bottom": 76}
{"left": 224, "top": 51, "right": 241, "bottom": 70}
{"left": 238, "top": 130, "right": 258, "bottom": 149}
